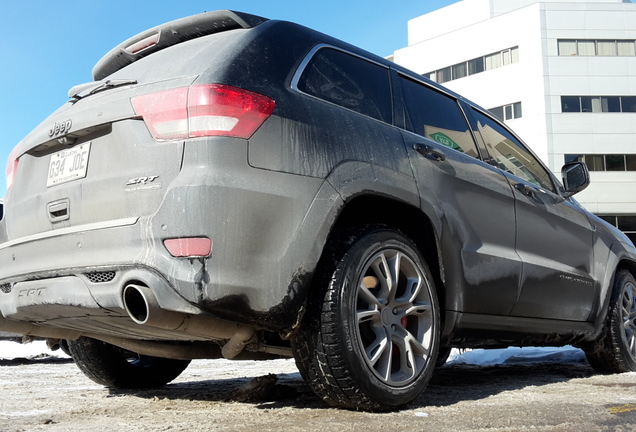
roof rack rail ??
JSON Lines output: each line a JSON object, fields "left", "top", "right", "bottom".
{"left": 92, "top": 10, "right": 268, "bottom": 81}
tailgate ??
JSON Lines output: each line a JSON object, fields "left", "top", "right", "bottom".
{"left": 5, "top": 77, "right": 195, "bottom": 241}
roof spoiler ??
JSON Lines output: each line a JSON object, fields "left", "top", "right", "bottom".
{"left": 92, "top": 10, "right": 268, "bottom": 81}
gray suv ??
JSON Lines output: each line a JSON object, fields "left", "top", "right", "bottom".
{"left": 1, "top": 10, "right": 635, "bottom": 411}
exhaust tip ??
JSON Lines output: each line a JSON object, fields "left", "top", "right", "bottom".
{"left": 123, "top": 284, "right": 150, "bottom": 324}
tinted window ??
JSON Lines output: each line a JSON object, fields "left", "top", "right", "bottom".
{"left": 623, "top": 96, "right": 636, "bottom": 112}
{"left": 471, "top": 109, "right": 555, "bottom": 192}
{"left": 606, "top": 154, "right": 626, "bottom": 171}
{"left": 399, "top": 76, "right": 479, "bottom": 158}
{"left": 562, "top": 96, "right": 581, "bottom": 112}
{"left": 297, "top": 48, "right": 392, "bottom": 123}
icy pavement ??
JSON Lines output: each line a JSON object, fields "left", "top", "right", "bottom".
{"left": 0, "top": 339, "right": 586, "bottom": 366}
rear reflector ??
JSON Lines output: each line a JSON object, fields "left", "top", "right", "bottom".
{"left": 5, "top": 144, "right": 20, "bottom": 191}
{"left": 164, "top": 237, "right": 212, "bottom": 257}
{"left": 131, "top": 84, "right": 275, "bottom": 141}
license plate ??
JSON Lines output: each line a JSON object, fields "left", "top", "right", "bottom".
{"left": 46, "top": 142, "right": 91, "bottom": 187}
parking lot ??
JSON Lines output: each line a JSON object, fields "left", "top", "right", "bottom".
{"left": 1, "top": 346, "right": 636, "bottom": 431}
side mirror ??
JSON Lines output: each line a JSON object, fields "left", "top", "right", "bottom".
{"left": 561, "top": 161, "right": 590, "bottom": 198}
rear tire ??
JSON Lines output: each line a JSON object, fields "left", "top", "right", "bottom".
{"left": 292, "top": 225, "right": 440, "bottom": 411}
{"left": 67, "top": 337, "right": 191, "bottom": 388}
{"left": 585, "top": 269, "right": 636, "bottom": 373}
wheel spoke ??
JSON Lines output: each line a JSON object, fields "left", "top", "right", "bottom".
{"left": 370, "top": 254, "right": 393, "bottom": 303}
{"left": 365, "top": 331, "right": 393, "bottom": 381}
{"left": 392, "top": 333, "right": 415, "bottom": 381}
{"left": 400, "top": 301, "right": 432, "bottom": 318}
{"left": 358, "top": 276, "right": 383, "bottom": 307}
{"left": 392, "top": 327, "right": 429, "bottom": 382}
{"left": 357, "top": 308, "right": 381, "bottom": 324}
{"left": 386, "top": 252, "right": 401, "bottom": 303}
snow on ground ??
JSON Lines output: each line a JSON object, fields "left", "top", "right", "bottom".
{"left": 0, "top": 340, "right": 70, "bottom": 359}
{"left": 446, "top": 345, "right": 586, "bottom": 366}
{"left": 0, "top": 339, "right": 586, "bottom": 366}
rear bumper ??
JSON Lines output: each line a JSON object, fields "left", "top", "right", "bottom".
{"left": 0, "top": 138, "right": 338, "bottom": 338}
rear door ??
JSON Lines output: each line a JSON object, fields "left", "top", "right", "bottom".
{"left": 467, "top": 108, "right": 597, "bottom": 321}
{"left": 397, "top": 74, "right": 521, "bottom": 315}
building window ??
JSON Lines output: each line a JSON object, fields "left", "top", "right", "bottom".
{"left": 565, "top": 154, "right": 636, "bottom": 172}
{"left": 598, "top": 215, "right": 636, "bottom": 244}
{"left": 489, "top": 102, "right": 522, "bottom": 121}
{"left": 558, "top": 39, "right": 636, "bottom": 57}
{"left": 424, "top": 47, "right": 519, "bottom": 84}
{"left": 561, "top": 96, "right": 636, "bottom": 113}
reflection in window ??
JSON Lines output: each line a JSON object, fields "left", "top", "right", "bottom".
{"left": 399, "top": 76, "right": 479, "bottom": 158}
{"left": 471, "top": 109, "right": 554, "bottom": 191}
{"left": 297, "top": 48, "right": 392, "bottom": 122}
{"left": 599, "top": 215, "right": 636, "bottom": 244}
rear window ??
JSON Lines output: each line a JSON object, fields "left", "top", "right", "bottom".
{"left": 296, "top": 47, "right": 392, "bottom": 123}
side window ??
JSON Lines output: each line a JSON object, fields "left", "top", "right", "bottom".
{"left": 398, "top": 76, "right": 480, "bottom": 158}
{"left": 471, "top": 109, "right": 555, "bottom": 192}
{"left": 297, "top": 48, "right": 392, "bottom": 123}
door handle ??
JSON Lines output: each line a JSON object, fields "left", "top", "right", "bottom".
{"left": 414, "top": 143, "right": 446, "bottom": 162}
{"left": 514, "top": 183, "right": 537, "bottom": 199}
{"left": 47, "top": 199, "right": 70, "bottom": 222}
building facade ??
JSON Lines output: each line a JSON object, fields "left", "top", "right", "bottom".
{"left": 393, "top": 0, "right": 636, "bottom": 240}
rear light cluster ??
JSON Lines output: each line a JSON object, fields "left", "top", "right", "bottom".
{"left": 131, "top": 84, "right": 275, "bottom": 141}
{"left": 5, "top": 145, "right": 20, "bottom": 191}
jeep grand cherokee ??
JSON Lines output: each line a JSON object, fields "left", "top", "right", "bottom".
{"left": 1, "top": 10, "right": 635, "bottom": 411}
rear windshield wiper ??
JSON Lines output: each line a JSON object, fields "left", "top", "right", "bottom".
{"left": 68, "top": 79, "right": 138, "bottom": 102}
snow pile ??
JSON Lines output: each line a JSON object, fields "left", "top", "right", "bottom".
{"left": 0, "top": 339, "right": 586, "bottom": 366}
{"left": 446, "top": 345, "right": 586, "bottom": 366}
{"left": 0, "top": 340, "right": 70, "bottom": 360}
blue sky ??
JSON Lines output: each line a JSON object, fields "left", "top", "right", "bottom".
{"left": 0, "top": 0, "right": 456, "bottom": 193}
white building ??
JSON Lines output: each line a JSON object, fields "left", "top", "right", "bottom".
{"left": 393, "top": 0, "right": 636, "bottom": 240}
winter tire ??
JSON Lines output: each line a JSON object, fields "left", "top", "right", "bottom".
{"left": 67, "top": 337, "right": 191, "bottom": 388}
{"left": 292, "top": 225, "right": 440, "bottom": 411}
{"left": 435, "top": 346, "right": 452, "bottom": 367}
{"left": 585, "top": 269, "right": 636, "bottom": 373}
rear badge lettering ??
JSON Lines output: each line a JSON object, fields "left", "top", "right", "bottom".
{"left": 126, "top": 175, "right": 160, "bottom": 192}
{"left": 49, "top": 120, "right": 72, "bottom": 137}
{"left": 18, "top": 287, "right": 46, "bottom": 298}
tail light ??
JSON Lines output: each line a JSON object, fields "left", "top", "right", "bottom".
{"left": 5, "top": 144, "right": 20, "bottom": 191}
{"left": 131, "top": 84, "right": 275, "bottom": 141}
